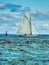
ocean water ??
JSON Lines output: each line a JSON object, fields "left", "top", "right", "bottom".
{"left": 0, "top": 34, "right": 49, "bottom": 65}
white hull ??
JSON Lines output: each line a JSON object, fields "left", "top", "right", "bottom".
{"left": 17, "top": 34, "right": 38, "bottom": 38}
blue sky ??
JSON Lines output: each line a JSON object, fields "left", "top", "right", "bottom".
{"left": 0, "top": 0, "right": 49, "bottom": 34}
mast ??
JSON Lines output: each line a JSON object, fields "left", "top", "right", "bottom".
{"left": 17, "top": 12, "right": 32, "bottom": 35}
{"left": 30, "top": 14, "right": 32, "bottom": 35}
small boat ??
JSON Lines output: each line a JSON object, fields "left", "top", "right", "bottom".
{"left": 5, "top": 31, "right": 8, "bottom": 36}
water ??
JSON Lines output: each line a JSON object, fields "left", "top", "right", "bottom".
{"left": 0, "top": 35, "right": 49, "bottom": 65}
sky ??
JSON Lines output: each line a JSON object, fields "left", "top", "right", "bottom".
{"left": 0, "top": 0, "right": 49, "bottom": 34}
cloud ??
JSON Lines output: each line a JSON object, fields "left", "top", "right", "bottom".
{"left": 0, "top": 3, "right": 22, "bottom": 12}
{"left": 11, "top": 14, "right": 23, "bottom": 18}
{"left": 0, "top": 9, "right": 49, "bottom": 21}
{"left": 0, "top": 4, "right": 5, "bottom": 7}
{"left": 31, "top": 10, "right": 49, "bottom": 20}
{"left": 43, "top": 23, "right": 49, "bottom": 28}
{"left": 0, "top": 26, "right": 4, "bottom": 29}
{"left": 0, "top": 24, "right": 16, "bottom": 30}
{"left": 0, "top": 3, "right": 32, "bottom": 12}
{"left": 0, "top": 3, "right": 49, "bottom": 21}
{"left": 22, "top": 7, "right": 31, "bottom": 12}
{"left": 0, "top": 13, "right": 22, "bottom": 21}
{"left": 0, "top": 23, "right": 18, "bottom": 34}
{"left": 0, "top": 17, "right": 9, "bottom": 20}
{"left": 0, "top": 16, "right": 13, "bottom": 21}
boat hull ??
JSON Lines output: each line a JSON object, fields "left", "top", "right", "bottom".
{"left": 17, "top": 34, "right": 38, "bottom": 38}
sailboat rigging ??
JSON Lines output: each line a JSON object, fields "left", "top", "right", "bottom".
{"left": 17, "top": 12, "right": 39, "bottom": 36}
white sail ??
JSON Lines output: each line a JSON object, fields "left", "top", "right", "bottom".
{"left": 17, "top": 12, "right": 32, "bottom": 35}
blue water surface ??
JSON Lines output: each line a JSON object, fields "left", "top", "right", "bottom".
{"left": 0, "top": 34, "right": 49, "bottom": 65}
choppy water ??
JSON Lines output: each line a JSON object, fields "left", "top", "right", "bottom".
{"left": 0, "top": 35, "right": 49, "bottom": 65}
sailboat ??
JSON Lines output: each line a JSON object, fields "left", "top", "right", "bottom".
{"left": 17, "top": 12, "right": 32, "bottom": 37}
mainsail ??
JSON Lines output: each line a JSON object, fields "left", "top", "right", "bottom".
{"left": 17, "top": 12, "right": 32, "bottom": 35}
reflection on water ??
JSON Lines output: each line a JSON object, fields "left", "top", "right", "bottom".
{"left": 0, "top": 35, "right": 49, "bottom": 65}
